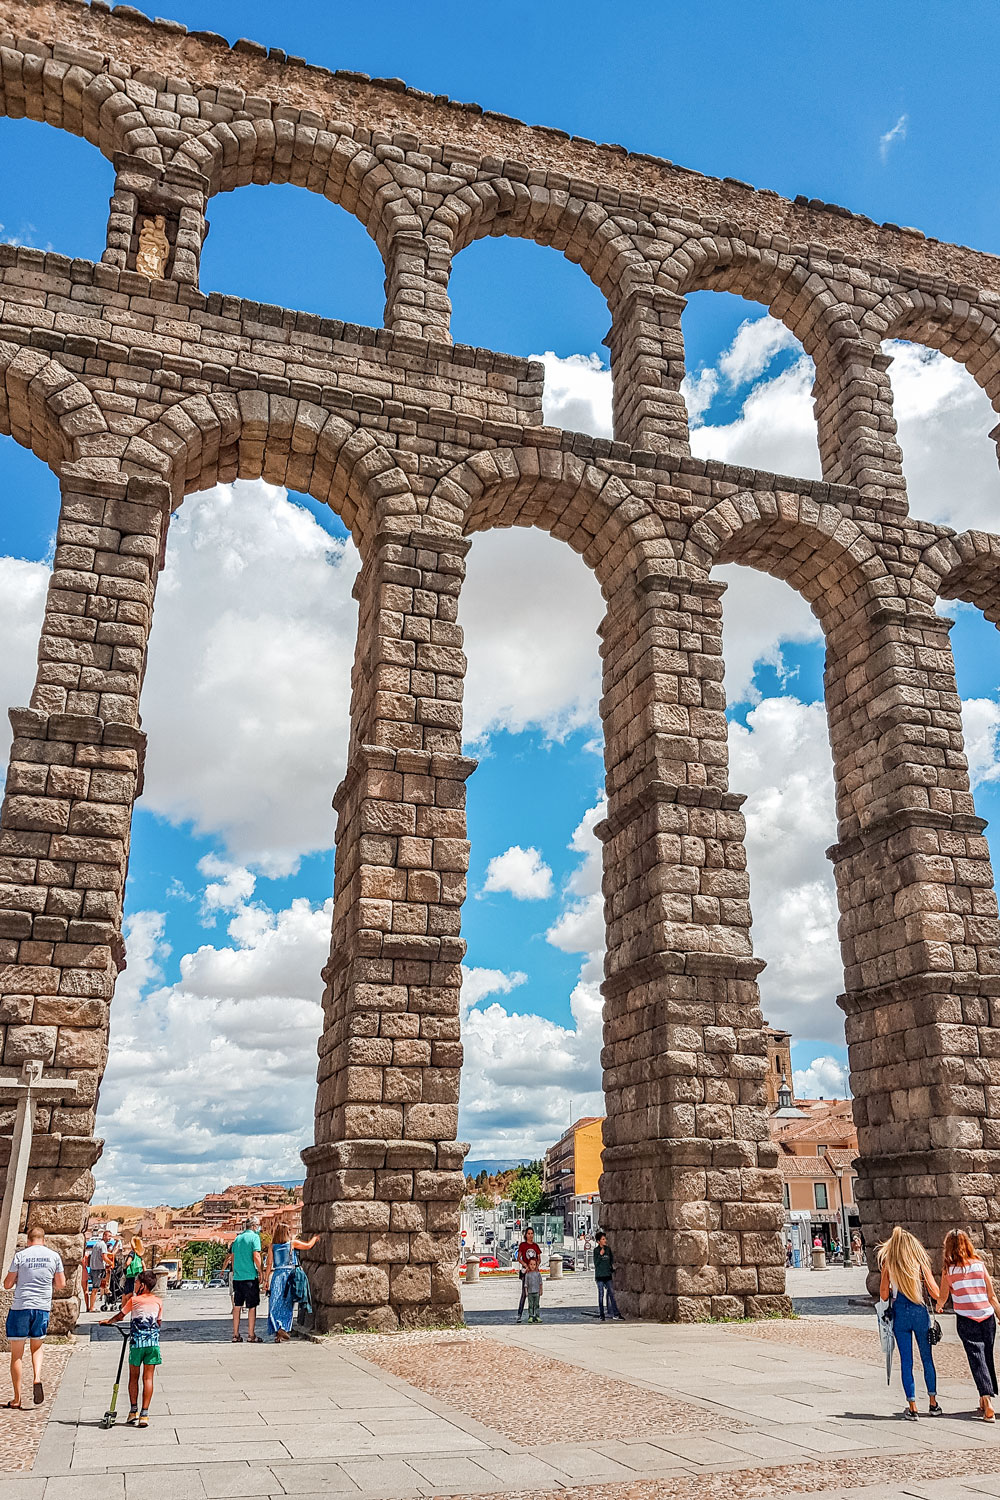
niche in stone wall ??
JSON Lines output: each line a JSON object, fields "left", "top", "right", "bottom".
{"left": 682, "top": 290, "right": 821, "bottom": 480}
{"left": 0, "top": 117, "right": 113, "bottom": 261}
{"left": 200, "top": 183, "right": 386, "bottom": 327}
{"left": 449, "top": 236, "right": 613, "bottom": 435}
{"left": 458, "top": 523, "right": 607, "bottom": 1160}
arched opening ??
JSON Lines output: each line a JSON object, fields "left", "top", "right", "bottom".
{"left": 884, "top": 336, "right": 999, "bottom": 531}
{"left": 683, "top": 290, "right": 821, "bottom": 480}
{"left": 0, "top": 433, "right": 60, "bottom": 779}
{"left": 449, "top": 237, "right": 613, "bottom": 436}
{"left": 0, "top": 117, "right": 113, "bottom": 260}
{"left": 458, "top": 523, "right": 606, "bottom": 1209}
{"left": 93, "top": 479, "right": 361, "bottom": 1204}
{"left": 200, "top": 183, "right": 387, "bottom": 328}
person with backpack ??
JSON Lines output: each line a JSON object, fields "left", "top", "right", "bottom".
{"left": 123, "top": 1238, "right": 144, "bottom": 1298}
{"left": 263, "top": 1223, "right": 318, "bottom": 1342}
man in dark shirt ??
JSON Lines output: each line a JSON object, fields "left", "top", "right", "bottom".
{"left": 594, "top": 1232, "right": 622, "bottom": 1320}
{"left": 515, "top": 1228, "right": 540, "bottom": 1323}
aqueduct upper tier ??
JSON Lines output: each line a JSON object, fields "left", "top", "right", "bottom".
{"left": 1, "top": 0, "right": 1000, "bottom": 1330}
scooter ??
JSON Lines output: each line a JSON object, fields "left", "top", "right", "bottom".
{"left": 100, "top": 1326, "right": 131, "bottom": 1429}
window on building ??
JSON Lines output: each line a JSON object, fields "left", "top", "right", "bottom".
{"left": 817, "top": 1144, "right": 828, "bottom": 1155}
{"left": 782, "top": 1184, "right": 790, "bottom": 1209}
{"left": 775, "top": 1057, "right": 781, "bottom": 1074}
{"left": 814, "top": 1183, "right": 829, "bottom": 1210}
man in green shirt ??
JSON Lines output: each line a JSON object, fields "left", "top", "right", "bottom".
{"left": 225, "top": 1218, "right": 263, "bottom": 1343}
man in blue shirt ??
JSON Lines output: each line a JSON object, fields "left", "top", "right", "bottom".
{"left": 224, "top": 1218, "right": 262, "bottom": 1343}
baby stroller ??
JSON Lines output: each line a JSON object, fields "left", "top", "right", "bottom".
{"left": 100, "top": 1255, "right": 125, "bottom": 1314}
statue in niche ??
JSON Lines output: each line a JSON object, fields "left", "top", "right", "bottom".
{"left": 136, "top": 214, "right": 169, "bottom": 279}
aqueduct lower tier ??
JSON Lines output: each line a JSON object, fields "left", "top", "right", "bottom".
{"left": 3, "top": 0, "right": 1000, "bottom": 1330}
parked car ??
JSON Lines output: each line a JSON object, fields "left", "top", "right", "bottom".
{"left": 477, "top": 1254, "right": 500, "bottom": 1269}
{"left": 561, "top": 1254, "right": 575, "bottom": 1271}
{"left": 207, "top": 1277, "right": 226, "bottom": 1288}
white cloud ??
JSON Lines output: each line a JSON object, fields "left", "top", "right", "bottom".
{"left": 535, "top": 350, "right": 613, "bottom": 437}
{"left": 482, "top": 845, "right": 554, "bottom": 900}
{"left": 197, "top": 853, "right": 256, "bottom": 920}
{"left": 960, "top": 696, "right": 1000, "bottom": 787}
{"left": 880, "top": 113, "right": 908, "bottom": 161}
{"left": 139, "top": 481, "right": 360, "bottom": 876}
{"left": 718, "top": 315, "right": 799, "bottom": 387}
{"left": 690, "top": 353, "right": 822, "bottom": 479}
{"left": 794, "top": 1056, "right": 850, "bottom": 1099}
{"left": 681, "top": 367, "right": 720, "bottom": 422}
{"left": 462, "top": 526, "right": 604, "bottom": 744}
{"left": 729, "top": 697, "right": 843, "bottom": 1040}
{"left": 95, "top": 894, "right": 332, "bottom": 1203}
{"left": 461, "top": 966, "right": 528, "bottom": 1009}
{"left": 886, "top": 340, "right": 1000, "bottom": 530}
{"left": 718, "top": 564, "right": 822, "bottom": 705}
{"left": 545, "top": 798, "right": 605, "bottom": 957}
{"left": 0, "top": 556, "right": 49, "bottom": 773}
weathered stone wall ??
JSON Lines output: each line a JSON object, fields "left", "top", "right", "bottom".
{"left": 1, "top": 0, "right": 1000, "bottom": 1329}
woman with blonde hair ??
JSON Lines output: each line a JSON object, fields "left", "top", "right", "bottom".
{"left": 877, "top": 1226, "right": 943, "bottom": 1419}
{"left": 263, "top": 1222, "right": 318, "bottom": 1342}
{"left": 936, "top": 1229, "right": 1000, "bottom": 1421}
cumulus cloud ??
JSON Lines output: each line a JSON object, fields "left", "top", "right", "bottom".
{"left": 794, "top": 1056, "right": 850, "bottom": 1099}
{"left": 718, "top": 564, "right": 822, "bottom": 705}
{"left": 690, "top": 355, "right": 823, "bottom": 479}
{"left": 481, "top": 845, "right": 554, "bottom": 900}
{"left": 729, "top": 698, "right": 843, "bottom": 1040}
{"left": 461, "top": 967, "right": 528, "bottom": 1009}
{"left": 960, "top": 696, "right": 1000, "bottom": 787}
{"left": 94, "top": 894, "right": 332, "bottom": 1203}
{"left": 718, "top": 315, "right": 799, "bottom": 387}
{"left": 536, "top": 350, "right": 613, "bottom": 437}
{"left": 198, "top": 854, "right": 256, "bottom": 921}
{"left": 0, "top": 556, "right": 49, "bottom": 774}
{"left": 461, "top": 526, "right": 604, "bottom": 743}
{"left": 139, "top": 481, "right": 359, "bottom": 877}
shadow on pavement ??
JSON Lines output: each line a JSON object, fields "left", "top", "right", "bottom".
{"left": 89, "top": 1318, "right": 235, "bottom": 1344}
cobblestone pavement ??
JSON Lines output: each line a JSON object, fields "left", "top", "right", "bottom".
{"left": 0, "top": 1346, "right": 70, "bottom": 1473}
{"left": 11, "top": 1274, "right": 1000, "bottom": 1498}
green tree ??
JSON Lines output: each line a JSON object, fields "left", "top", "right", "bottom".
{"left": 510, "top": 1172, "right": 544, "bottom": 1216}
{"left": 473, "top": 1191, "right": 493, "bottom": 1210}
{"left": 181, "top": 1240, "right": 228, "bottom": 1279}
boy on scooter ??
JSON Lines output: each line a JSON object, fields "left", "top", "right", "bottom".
{"left": 100, "top": 1270, "right": 162, "bottom": 1427}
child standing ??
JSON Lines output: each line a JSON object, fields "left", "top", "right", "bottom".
{"left": 100, "top": 1269, "right": 162, "bottom": 1427}
{"left": 523, "top": 1265, "right": 543, "bottom": 1323}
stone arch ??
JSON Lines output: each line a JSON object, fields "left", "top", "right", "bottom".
{"left": 124, "top": 391, "right": 415, "bottom": 546}
{"left": 0, "top": 341, "right": 109, "bottom": 473}
{"left": 918, "top": 528, "right": 1000, "bottom": 626}
{"left": 174, "top": 120, "right": 422, "bottom": 265}
{"left": 429, "top": 180, "right": 655, "bottom": 308}
{"left": 682, "top": 491, "right": 893, "bottom": 630}
{"left": 0, "top": 47, "right": 155, "bottom": 164}
{"left": 430, "top": 447, "right": 664, "bottom": 579}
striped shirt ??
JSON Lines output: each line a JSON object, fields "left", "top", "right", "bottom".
{"left": 948, "top": 1260, "right": 993, "bottom": 1320}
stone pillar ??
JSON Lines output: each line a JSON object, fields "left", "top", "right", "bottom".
{"left": 103, "top": 154, "right": 209, "bottom": 285}
{"left": 300, "top": 526, "right": 474, "bottom": 1331}
{"left": 826, "top": 601, "right": 1000, "bottom": 1276}
{"left": 383, "top": 231, "right": 453, "bottom": 343}
{"left": 813, "top": 334, "right": 907, "bottom": 511}
{"left": 604, "top": 288, "right": 691, "bottom": 457}
{"left": 596, "top": 564, "right": 788, "bottom": 1321}
{"left": 0, "top": 467, "right": 169, "bottom": 1330}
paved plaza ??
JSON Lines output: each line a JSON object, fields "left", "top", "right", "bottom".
{"left": 8, "top": 1268, "right": 1000, "bottom": 1497}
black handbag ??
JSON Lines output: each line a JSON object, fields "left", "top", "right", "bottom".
{"left": 925, "top": 1287, "right": 943, "bottom": 1344}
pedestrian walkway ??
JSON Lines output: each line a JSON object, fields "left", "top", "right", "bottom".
{"left": 9, "top": 1270, "right": 1000, "bottom": 1498}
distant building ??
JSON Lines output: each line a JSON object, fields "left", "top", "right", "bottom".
{"left": 764, "top": 1025, "right": 794, "bottom": 1107}
{"left": 543, "top": 1117, "right": 604, "bottom": 1232}
{"left": 769, "top": 1065, "right": 859, "bottom": 1259}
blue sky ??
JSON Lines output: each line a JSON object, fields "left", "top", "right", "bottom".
{"left": 2, "top": 0, "right": 1000, "bottom": 1199}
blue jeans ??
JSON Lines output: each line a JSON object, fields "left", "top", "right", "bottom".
{"left": 597, "top": 1279, "right": 619, "bottom": 1318}
{"left": 893, "top": 1294, "right": 936, "bottom": 1402}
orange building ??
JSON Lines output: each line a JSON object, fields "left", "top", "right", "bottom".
{"left": 770, "top": 1078, "right": 860, "bottom": 1257}
{"left": 543, "top": 1117, "right": 604, "bottom": 1231}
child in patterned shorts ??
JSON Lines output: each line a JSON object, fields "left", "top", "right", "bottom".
{"left": 101, "top": 1269, "right": 162, "bottom": 1427}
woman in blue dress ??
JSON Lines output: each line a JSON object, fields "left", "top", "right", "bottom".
{"left": 264, "top": 1224, "right": 319, "bottom": 1342}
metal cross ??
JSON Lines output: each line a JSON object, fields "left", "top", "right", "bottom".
{"left": 0, "top": 1058, "right": 78, "bottom": 1271}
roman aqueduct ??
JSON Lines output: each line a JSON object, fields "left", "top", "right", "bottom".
{"left": 1, "top": 0, "right": 1000, "bottom": 1331}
